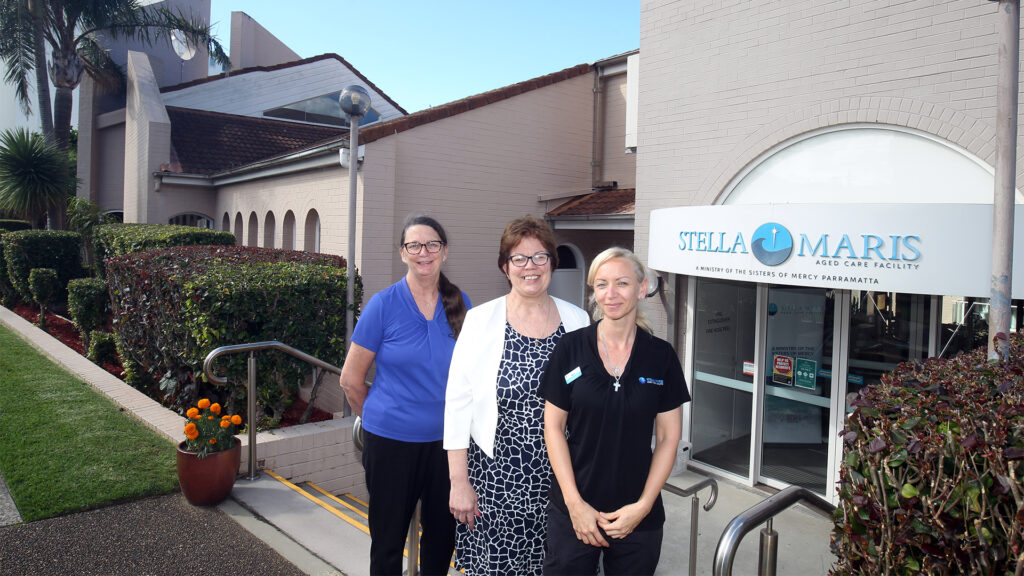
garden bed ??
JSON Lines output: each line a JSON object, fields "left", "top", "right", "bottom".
{"left": 8, "top": 303, "right": 332, "bottom": 427}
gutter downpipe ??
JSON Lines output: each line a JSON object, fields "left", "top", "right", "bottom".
{"left": 592, "top": 66, "right": 605, "bottom": 188}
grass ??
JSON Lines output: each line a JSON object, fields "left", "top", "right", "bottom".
{"left": 0, "top": 322, "right": 178, "bottom": 522}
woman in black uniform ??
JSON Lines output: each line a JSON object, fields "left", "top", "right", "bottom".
{"left": 539, "top": 247, "right": 690, "bottom": 576}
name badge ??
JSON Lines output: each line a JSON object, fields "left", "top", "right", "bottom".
{"left": 564, "top": 366, "right": 582, "bottom": 384}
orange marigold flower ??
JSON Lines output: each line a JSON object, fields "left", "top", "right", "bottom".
{"left": 209, "top": 438, "right": 217, "bottom": 445}
{"left": 186, "top": 408, "right": 199, "bottom": 419}
{"left": 197, "top": 398, "right": 211, "bottom": 409}
{"left": 220, "top": 419, "right": 230, "bottom": 429}
{"left": 207, "top": 415, "right": 214, "bottom": 420}
{"left": 231, "top": 415, "right": 243, "bottom": 426}
{"left": 210, "top": 403, "right": 222, "bottom": 415}
{"left": 221, "top": 415, "right": 230, "bottom": 421}
{"left": 184, "top": 423, "right": 199, "bottom": 440}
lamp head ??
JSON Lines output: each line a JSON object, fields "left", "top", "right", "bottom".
{"left": 339, "top": 85, "right": 372, "bottom": 118}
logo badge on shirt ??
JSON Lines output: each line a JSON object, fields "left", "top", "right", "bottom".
{"left": 564, "top": 366, "right": 582, "bottom": 384}
{"left": 639, "top": 377, "right": 664, "bottom": 385}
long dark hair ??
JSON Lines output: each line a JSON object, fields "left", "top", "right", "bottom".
{"left": 400, "top": 215, "right": 467, "bottom": 338}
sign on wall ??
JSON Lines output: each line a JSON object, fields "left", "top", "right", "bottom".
{"left": 649, "top": 204, "right": 1024, "bottom": 298}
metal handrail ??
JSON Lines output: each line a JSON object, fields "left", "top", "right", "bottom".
{"left": 203, "top": 340, "right": 342, "bottom": 480}
{"left": 713, "top": 485, "right": 834, "bottom": 576}
{"left": 663, "top": 477, "right": 718, "bottom": 576}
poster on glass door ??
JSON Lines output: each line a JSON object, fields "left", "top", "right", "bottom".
{"left": 765, "top": 289, "right": 825, "bottom": 443}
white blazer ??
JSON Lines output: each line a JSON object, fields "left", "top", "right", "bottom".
{"left": 444, "top": 295, "right": 590, "bottom": 457}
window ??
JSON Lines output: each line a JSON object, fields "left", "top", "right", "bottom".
{"left": 169, "top": 213, "right": 214, "bottom": 228}
{"left": 264, "top": 92, "right": 381, "bottom": 128}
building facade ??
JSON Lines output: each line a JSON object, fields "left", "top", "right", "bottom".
{"left": 636, "top": 0, "right": 1024, "bottom": 503}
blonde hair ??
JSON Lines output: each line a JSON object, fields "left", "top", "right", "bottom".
{"left": 587, "top": 247, "right": 653, "bottom": 333}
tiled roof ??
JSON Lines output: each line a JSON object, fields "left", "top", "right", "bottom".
{"left": 162, "top": 107, "right": 345, "bottom": 175}
{"left": 358, "top": 63, "right": 593, "bottom": 146}
{"left": 547, "top": 188, "right": 635, "bottom": 217}
{"left": 161, "top": 53, "right": 408, "bottom": 115}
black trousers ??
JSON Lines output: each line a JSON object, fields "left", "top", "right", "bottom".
{"left": 362, "top": 430, "right": 456, "bottom": 576}
{"left": 542, "top": 503, "right": 663, "bottom": 576}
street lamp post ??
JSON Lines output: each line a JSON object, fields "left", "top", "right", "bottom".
{"left": 339, "top": 85, "right": 371, "bottom": 357}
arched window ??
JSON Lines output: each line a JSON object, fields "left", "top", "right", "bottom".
{"left": 304, "top": 209, "right": 320, "bottom": 253}
{"left": 264, "top": 212, "right": 277, "bottom": 248}
{"left": 550, "top": 243, "right": 585, "bottom": 309}
{"left": 222, "top": 213, "right": 230, "bottom": 231}
{"left": 247, "top": 212, "right": 259, "bottom": 247}
{"left": 103, "top": 210, "right": 124, "bottom": 223}
{"left": 234, "top": 213, "right": 243, "bottom": 246}
{"left": 283, "top": 210, "right": 296, "bottom": 250}
{"left": 168, "top": 212, "right": 214, "bottom": 229}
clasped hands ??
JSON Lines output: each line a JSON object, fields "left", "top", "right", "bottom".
{"left": 569, "top": 500, "right": 648, "bottom": 548}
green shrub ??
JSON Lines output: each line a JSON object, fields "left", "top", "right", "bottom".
{"left": 0, "top": 231, "right": 17, "bottom": 307}
{"left": 105, "top": 245, "right": 359, "bottom": 425}
{"left": 0, "top": 219, "right": 30, "bottom": 232}
{"left": 87, "top": 330, "right": 118, "bottom": 366}
{"left": 67, "top": 277, "right": 109, "bottom": 350}
{"left": 28, "top": 268, "right": 58, "bottom": 330}
{"left": 94, "top": 223, "right": 234, "bottom": 277}
{"left": 2, "top": 229, "right": 82, "bottom": 304}
{"left": 832, "top": 333, "right": 1024, "bottom": 575}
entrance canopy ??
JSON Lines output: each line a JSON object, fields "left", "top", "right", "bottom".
{"left": 649, "top": 125, "right": 1024, "bottom": 297}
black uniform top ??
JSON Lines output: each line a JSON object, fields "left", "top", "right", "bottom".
{"left": 539, "top": 321, "right": 690, "bottom": 532}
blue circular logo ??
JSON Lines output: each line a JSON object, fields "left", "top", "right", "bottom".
{"left": 639, "top": 377, "right": 646, "bottom": 384}
{"left": 751, "top": 222, "right": 793, "bottom": 266}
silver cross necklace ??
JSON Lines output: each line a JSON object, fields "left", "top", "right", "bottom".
{"left": 599, "top": 324, "right": 636, "bottom": 392}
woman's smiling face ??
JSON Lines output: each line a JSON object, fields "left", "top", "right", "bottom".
{"left": 400, "top": 224, "right": 447, "bottom": 280}
{"left": 503, "top": 236, "right": 551, "bottom": 299}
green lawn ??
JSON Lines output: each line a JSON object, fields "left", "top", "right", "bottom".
{"left": 0, "top": 323, "right": 178, "bottom": 522}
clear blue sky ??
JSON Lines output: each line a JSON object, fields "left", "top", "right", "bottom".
{"left": 208, "top": 0, "right": 639, "bottom": 113}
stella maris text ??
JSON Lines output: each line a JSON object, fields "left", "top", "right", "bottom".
{"left": 677, "top": 231, "right": 921, "bottom": 261}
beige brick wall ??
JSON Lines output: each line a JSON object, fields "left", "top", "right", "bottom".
{"left": 602, "top": 73, "right": 637, "bottom": 189}
{"left": 381, "top": 73, "right": 595, "bottom": 305}
{"left": 636, "top": 0, "right": 1019, "bottom": 333}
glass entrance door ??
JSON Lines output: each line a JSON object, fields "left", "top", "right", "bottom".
{"left": 759, "top": 285, "right": 835, "bottom": 495}
{"left": 690, "top": 278, "right": 757, "bottom": 478}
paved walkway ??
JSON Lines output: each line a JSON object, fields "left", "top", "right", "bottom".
{"left": 0, "top": 471, "right": 20, "bottom": 527}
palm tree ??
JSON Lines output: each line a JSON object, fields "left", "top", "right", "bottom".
{"left": 0, "top": 0, "right": 229, "bottom": 151}
{"left": 0, "top": 128, "right": 76, "bottom": 228}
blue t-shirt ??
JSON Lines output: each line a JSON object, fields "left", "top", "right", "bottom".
{"left": 352, "top": 277, "right": 471, "bottom": 442}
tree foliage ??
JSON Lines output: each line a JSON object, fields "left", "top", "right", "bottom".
{"left": 0, "top": 129, "right": 75, "bottom": 228}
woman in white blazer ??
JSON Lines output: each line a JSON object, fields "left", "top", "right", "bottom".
{"left": 444, "top": 216, "right": 589, "bottom": 576}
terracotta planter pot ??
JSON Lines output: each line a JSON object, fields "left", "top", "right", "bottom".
{"left": 176, "top": 437, "right": 241, "bottom": 506}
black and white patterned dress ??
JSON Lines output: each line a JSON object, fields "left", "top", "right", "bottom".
{"left": 455, "top": 322, "right": 565, "bottom": 576}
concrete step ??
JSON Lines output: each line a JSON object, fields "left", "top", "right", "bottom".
{"left": 231, "top": 468, "right": 836, "bottom": 576}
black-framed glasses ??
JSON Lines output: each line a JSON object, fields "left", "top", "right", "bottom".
{"left": 507, "top": 252, "right": 550, "bottom": 267}
{"left": 402, "top": 240, "right": 446, "bottom": 254}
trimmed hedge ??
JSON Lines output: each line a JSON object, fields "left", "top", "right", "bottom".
{"left": 88, "top": 331, "right": 118, "bottom": 366}
{"left": 0, "top": 231, "right": 16, "bottom": 307}
{"left": 2, "top": 230, "right": 82, "bottom": 304}
{"left": 105, "top": 245, "right": 359, "bottom": 424}
{"left": 67, "top": 277, "right": 109, "bottom": 350}
{"left": 0, "top": 219, "right": 31, "bottom": 232}
{"left": 94, "top": 223, "right": 235, "bottom": 277}
{"left": 833, "top": 333, "right": 1024, "bottom": 575}
{"left": 28, "top": 268, "right": 58, "bottom": 330}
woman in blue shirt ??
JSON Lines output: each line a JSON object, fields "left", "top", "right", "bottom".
{"left": 340, "top": 215, "right": 471, "bottom": 576}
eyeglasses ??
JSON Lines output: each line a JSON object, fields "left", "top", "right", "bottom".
{"left": 507, "top": 252, "right": 551, "bottom": 267}
{"left": 402, "top": 240, "right": 446, "bottom": 254}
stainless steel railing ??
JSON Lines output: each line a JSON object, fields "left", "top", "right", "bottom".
{"left": 663, "top": 477, "right": 719, "bottom": 576}
{"left": 713, "top": 485, "right": 834, "bottom": 576}
{"left": 203, "top": 340, "right": 342, "bottom": 480}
